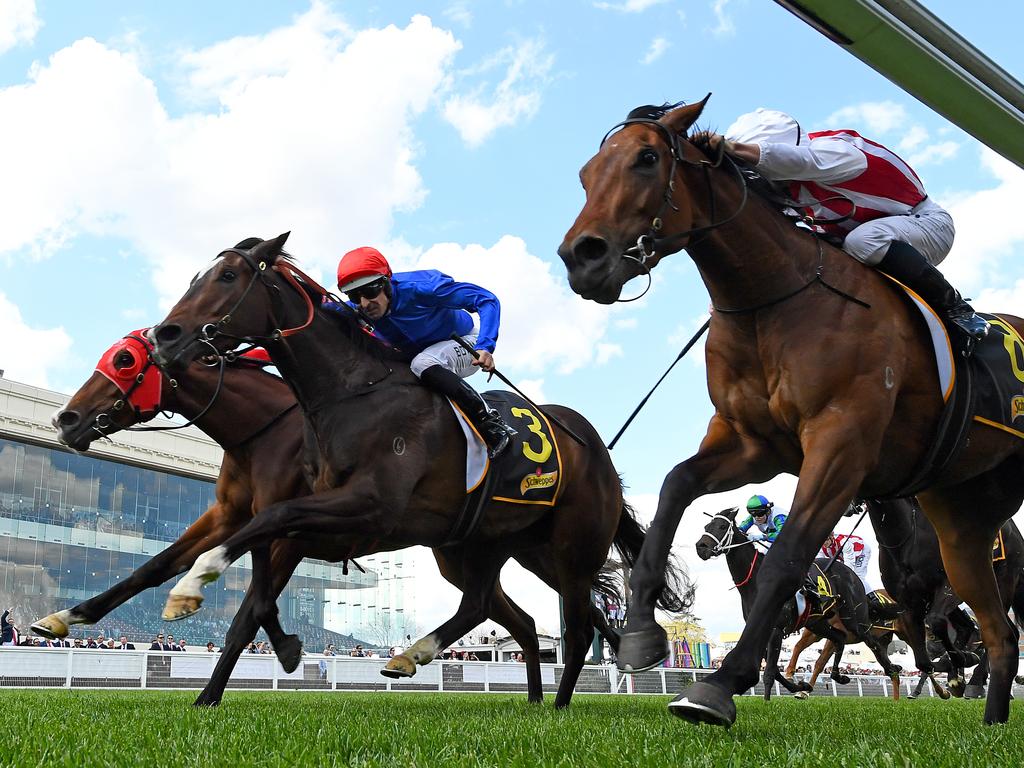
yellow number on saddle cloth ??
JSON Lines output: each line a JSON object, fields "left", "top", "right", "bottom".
{"left": 510, "top": 406, "right": 553, "bottom": 463}
{"left": 988, "top": 317, "right": 1024, "bottom": 384}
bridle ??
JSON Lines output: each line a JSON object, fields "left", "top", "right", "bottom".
{"left": 598, "top": 117, "right": 750, "bottom": 302}
{"left": 196, "top": 247, "right": 326, "bottom": 350}
{"left": 92, "top": 332, "right": 227, "bottom": 439}
{"left": 699, "top": 511, "right": 763, "bottom": 556}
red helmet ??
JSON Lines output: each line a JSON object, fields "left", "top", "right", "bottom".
{"left": 337, "top": 246, "right": 392, "bottom": 292}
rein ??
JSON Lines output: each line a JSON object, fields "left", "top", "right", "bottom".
{"left": 734, "top": 550, "right": 760, "bottom": 589}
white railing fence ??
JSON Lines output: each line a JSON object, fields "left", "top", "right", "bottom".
{"left": 2, "top": 648, "right": 1020, "bottom": 699}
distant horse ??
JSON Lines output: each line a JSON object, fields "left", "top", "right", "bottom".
{"left": 559, "top": 95, "right": 1024, "bottom": 725}
{"left": 147, "top": 234, "right": 690, "bottom": 708}
{"left": 40, "top": 325, "right": 648, "bottom": 707}
{"left": 696, "top": 508, "right": 902, "bottom": 700}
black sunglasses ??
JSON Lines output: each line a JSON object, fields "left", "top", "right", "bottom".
{"left": 345, "top": 280, "right": 386, "bottom": 303}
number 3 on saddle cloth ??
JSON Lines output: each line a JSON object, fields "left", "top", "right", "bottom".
{"left": 443, "top": 390, "right": 563, "bottom": 546}
{"left": 883, "top": 278, "right": 1024, "bottom": 496}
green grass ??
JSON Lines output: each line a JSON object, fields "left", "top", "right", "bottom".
{"left": 0, "top": 691, "right": 1021, "bottom": 768}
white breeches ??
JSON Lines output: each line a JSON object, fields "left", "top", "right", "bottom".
{"left": 842, "top": 198, "right": 955, "bottom": 266}
{"left": 410, "top": 330, "right": 481, "bottom": 378}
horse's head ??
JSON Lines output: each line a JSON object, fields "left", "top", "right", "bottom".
{"left": 53, "top": 330, "right": 164, "bottom": 451}
{"left": 151, "top": 233, "right": 304, "bottom": 369}
{"left": 695, "top": 506, "right": 740, "bottom": 561}
{"left": 558, "top": 96, "right": 711, "bottom": 304}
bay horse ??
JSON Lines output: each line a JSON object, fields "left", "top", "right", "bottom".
{"left": 40, "top": 324, "right": 649, "bottom": 707}
{"left": 146, "top": 234, "right": 689, "bottom": 708}
{"left": 695, "top": 508, "right": 904, "bottom": 700}
{"left": 558, "top": 95, "right": 1024, "bottom": 725}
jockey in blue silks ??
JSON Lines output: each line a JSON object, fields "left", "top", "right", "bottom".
{"left": 326, "top": 246, "right": 516, "bottom": 458}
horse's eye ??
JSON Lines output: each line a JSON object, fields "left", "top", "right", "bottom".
{"left": 114, "top": 352, "right": 134, "bottom": 368}
{"left": 638, "top": 149, "right": 659, "bottom": 166}
{"left": 221, "top": 270, "right": 237, "bottom": 282}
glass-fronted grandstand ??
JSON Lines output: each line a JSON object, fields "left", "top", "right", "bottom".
{"left": 0, "top": 375, "right": 415, "bottom": 650}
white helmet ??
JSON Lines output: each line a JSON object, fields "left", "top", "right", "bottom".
{"left": 726, "top": 108, "right": 802, "bottom": 146}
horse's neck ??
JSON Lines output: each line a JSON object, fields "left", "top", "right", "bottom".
{"left": 165, "top": 366, "right": 292, "bottom": 448}
{"left": 681, "top": 166, "right": 830, "bottom": 313}
{"left": 268, "top": 311, "right": 410, "bottom": 417}
{"left": 724, "top": 531, "right": 758, "bottom": 589}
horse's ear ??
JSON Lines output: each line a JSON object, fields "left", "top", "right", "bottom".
{"left": 726, "top": 505, "right": 739, "bottom": 520}
{"left": 661, "top": 93, "right": 712, "bottom": 135}
{"left": 255, "top": 231, "right": 291, "bottom": 262}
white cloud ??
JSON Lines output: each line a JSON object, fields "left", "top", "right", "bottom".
{"left": 898, "top": 125, "right": 928, "bottom": 152}
{"left": 907, "top": 141, "right": 959, "bottom": 167}
{"left": 640, "top": 36, "right": 669, "bottom": 65}
{"left": 404, "top": 236, "right": 614, "bottom": 375}
{"left": 516, "top": 378, "right": 547, "bottom": 402}
{"left": 0, "top": 292, "right": 72, "bottom": 388}
{"left": 595, "top": 343, "right": 622, "bottom": 365}
{"left": 442, "top": 37, "right": 553, "bottom": 148}
{"left": 825, "top": 101, "right": 907, "bottom": 135}
{"left": 709, "top": 0, "right": 736, "bottom": 38}
{"left": 0, "top": 0, "right": 40, "bottom": 54}
{"left": 615, "top": 317, "right": 638, "bottom": 329}
{"left": 443, "top": 2, "right": 473, "bottom": 28}
{"left": 0, "top": 8, "right": 460, "bottom": 304}
{"left": 938, "top": 149, "right": 1024, "bottom": 294}
{"left": 594, "top": 0, "right": 669, "bottom": 12}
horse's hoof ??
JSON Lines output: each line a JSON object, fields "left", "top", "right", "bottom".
{"left": 793, "top": 691, "right": 810, "bottom": 700}
{"left": 892, "top": 665, "right": 903, "bottom": 674}
{"left": 616, "top": 626, "right": 669, "bottom": 673}
{"left": 192, "top": 692, "right": 222, "bottom": 708}
{"left": 162, "top": 593, "right": 203, "bottom": 621}
{"left": 275, "top": 635, "right": 302, "bottom": 674}
{"left": 796, "top": 681, "right": 813, "bottom": 693}
{"left": 667, "top": 682, "right": 736, "bottom": 727}
{"left": 834, "top": 674, "right": 851, "bottom": 686}
{"left": 1015, "top": 675, "right": 1024, "bottom": 686}
{"left": 949, "top": 678, "right": 965, "bottom": 698}
{"left": 964, "top": 684, "right": 986, "bottom": 699}
{"left": 380, "top": 655, "right": 416, "bottom": 679}
{"left": 31, "top": 613, "right": 70, "bottom": 640}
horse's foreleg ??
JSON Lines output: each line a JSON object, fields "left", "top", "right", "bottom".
{"left": 763, "top": 628, "right": 790, "bottom": 699}
{"left": 193, "top": 543, "right": 302, "bottom": 707}
{"left": 555, "top": 577, "right": 597, "bottom": 709}
{"left": 922, "top": 486, "right": 1020, "bottom": 724}
{"left": 249, "top": 544, "right": 303, "bottom": 673}
{"left": 810, "top": 639, "right": 834, "bottom": 687}
{"left": 667, "top": 431, "right": 871, "bottom": 726}
{"left": 167, "top": 487, "right": 385, "bottom": 611}
{"left": 621, "top": 417, "right": 778, "bottom": 673}
{"left": 34, "top": 503, "right": 242, "bottom": 637}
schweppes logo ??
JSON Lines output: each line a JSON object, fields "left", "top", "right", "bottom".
{"left": 521, "top": 469, "right": 558, "bottom": 495}
{"left": 1011, "top": 395, "right": 1024, "bottom": 420}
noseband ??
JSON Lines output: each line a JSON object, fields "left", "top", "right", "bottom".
{"left": 598, "top": 117, "right": 751, "bottom": 301}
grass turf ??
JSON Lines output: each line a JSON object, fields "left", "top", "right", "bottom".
{"left": 0, "top": 691, "right": 1021, "bottom": 767}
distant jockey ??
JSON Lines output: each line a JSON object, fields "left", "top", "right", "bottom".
{"left": 821, "top": 531, "right": 873, "bottom": 590}
{"left": 327, "top": 246, "right": 516, "bottom": 458}
{"left": 696, "top": 108, "right": 987, "bottom": 340}
{"left": 738, "top": 495, "right": 788, "bottom": 547}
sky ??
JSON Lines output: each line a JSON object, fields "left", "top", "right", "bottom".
{"left": 2, "top": 0, "right": 1023, "bottom": 644}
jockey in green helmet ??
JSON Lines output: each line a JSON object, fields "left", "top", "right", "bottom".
{"left": 738, "top": 494, "right": 788, "bottom": 546}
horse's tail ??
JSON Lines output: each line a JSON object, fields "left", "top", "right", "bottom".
{"left": 612, "top": 486, "right": 694, "bottom": 614}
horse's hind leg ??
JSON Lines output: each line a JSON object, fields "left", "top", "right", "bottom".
{"left": 783, "top": 628, "right": 817, "bottom": 690}
{"left": 249, "top": 544, "right": 303, "bottom": 672}
{"left": 554, "top": 576, "right": 596, "bottom": 709}
{"left": 765, "top": 628, "right": 802, "bottom": 698}
{"left": 921, "top": 485, "right": 1021, "bottom": 724}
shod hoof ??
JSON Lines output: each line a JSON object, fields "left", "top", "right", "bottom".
{"left": 381, "top": 654, "right": 417, "bottom": 679}
{"left": 162, "top": 594, "right": 203, "bottom": 621}
{"left": 667, "top": 682, "right": 736, "bottom": 727}
{"left": 616, "top": 626, "right": 669, "bottom": 673}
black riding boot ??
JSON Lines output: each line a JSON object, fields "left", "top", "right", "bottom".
{"left": 419, "top": 365, "right": 517, "bottom": 459}
{"left": 875, "top": 240, "right": 989, "bottom": 339}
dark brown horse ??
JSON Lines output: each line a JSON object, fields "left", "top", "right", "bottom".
{"left": 146, "top": 234, "right": 689, "bottom": 708}
{"left": 559, "top": 96, "right": 1024, "bottom": 725}
{"left": 39, "top": 325, "right": 648, "bottom": 707}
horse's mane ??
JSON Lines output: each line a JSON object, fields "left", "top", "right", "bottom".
{"left": 624, "top": 101, "right": 686, "bottom": 121}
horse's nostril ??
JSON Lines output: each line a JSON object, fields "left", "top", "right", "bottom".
{"left": 57, "top": 410, "right": 80, "bottom": 427}
{"left": 154, "top": 324, "right": 182, "bottom": 344}
{"left": 572, "top": 235, "right": 609, "bottom": 262}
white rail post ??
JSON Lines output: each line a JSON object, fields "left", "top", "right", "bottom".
{"left": 831, "top": 680, "right": 838, "bottom": 697}
{"left": 438, "top": 662, "right": 444, "bottom": 692}
{"left": 272, "top": 657, "right": 279, "bottom": 690}
{"left": 65, "top": 649, "right": 74, "bottom": 689}
{"left": 484, "top": 662, "right": 490, "bottom": 693}
{"left": 857, "top": 678, "right": 863, "bottom": 697}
